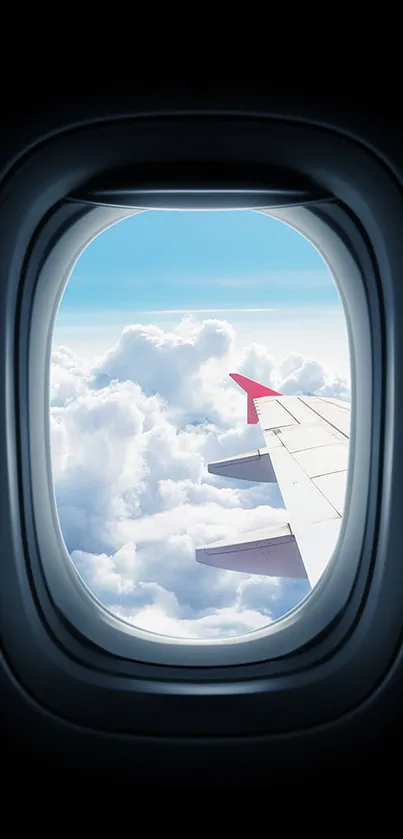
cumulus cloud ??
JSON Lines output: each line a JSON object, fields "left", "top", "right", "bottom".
{"left": 50, "top": 317, "right": 349, "bottom": 638}
{"left": 237, "top": 342, "right": 276, "bottom": 388}
{"left": 278, "top": 353, "right": 350, "bottom": 400}
{"left": 89, "top": 317, "right": 236, "bottom": 422}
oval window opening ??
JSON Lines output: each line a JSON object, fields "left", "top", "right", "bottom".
{"left": 50, "top": 210, "right": 350, "bottom": 640}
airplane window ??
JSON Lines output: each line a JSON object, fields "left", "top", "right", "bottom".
{"left": 50, "top": 210, "right": 350, "bottom": 640}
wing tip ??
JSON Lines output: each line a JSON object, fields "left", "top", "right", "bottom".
{"left": 229, "top": 372, "right": 282, "bottom": 397}
{"left": 229, "top": 373, "right": 282, "bottom": 422}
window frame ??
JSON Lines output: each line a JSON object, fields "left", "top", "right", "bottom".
{"left": 1, "top": 114, "right": 401, "bottom": 735}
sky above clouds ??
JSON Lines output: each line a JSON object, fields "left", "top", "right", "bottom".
{"left": 50, "top": 210, "right": 350, "bottom": 639}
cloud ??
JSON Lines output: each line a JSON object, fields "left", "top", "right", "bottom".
{"left": 237, "top": 342, "right": 276, "bottom": 388}
{"left": 89, "top": 317, "right": 235, "bottom": 403}
{"left": 112, "top": 599, "right": 274, "bottom": 639}
{"left": 50, "top": 316, "right": 349, "bottom": 638}
{"left": 278, "top": 353, "right": 350, "bottom": 400}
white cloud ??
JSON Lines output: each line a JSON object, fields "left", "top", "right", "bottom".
{"left": 112, "top": 600, "right": 274, "bottom": 639}
{"left": 278, "top": 353, "right": 350, "bottom": 400}
{"left": 51, "top": 316, "right": 349, "bottom": 638}
{"left": 237, "top": 342, "right": 276, "bottom": 388}
{"left": 90, "top": 318, "right": 235, "bottom": 405}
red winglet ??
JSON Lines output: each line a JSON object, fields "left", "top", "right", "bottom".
{"left": 229, "top": 373, "right": 282, "bottom": 424}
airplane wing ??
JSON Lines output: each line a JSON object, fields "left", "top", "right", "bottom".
{"left": 195, "top": 374, "right": 350, "bottom": 587}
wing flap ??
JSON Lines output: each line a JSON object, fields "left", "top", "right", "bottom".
{"left": 207, "top": 449, "right": 277, "bottom": 482}
{"left": 196, "top": 524, "right": 308, "bottom": 578}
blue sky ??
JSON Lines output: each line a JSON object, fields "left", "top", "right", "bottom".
{"left": 56, "top": 210, "right": 348, "bottom": 374}
{"left": 62, "top": 210, "right": 339, "bottom": 312}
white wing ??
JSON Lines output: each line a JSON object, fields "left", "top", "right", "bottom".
{"left": 254, "top": 395, "right": 349, "bottom": 585}
{"left": 196, "top": 392, "right": 350, "bottom": 587}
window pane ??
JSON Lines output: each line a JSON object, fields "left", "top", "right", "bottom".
{"left": 50, "top": 210, "right": 350, "bottom": 639}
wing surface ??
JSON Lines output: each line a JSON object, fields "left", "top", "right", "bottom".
{"left": 195, "top": 376, "right": 350, "bottom": 587}
{"left": 254, "top": 394, "right": 349, "bottom": 584}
